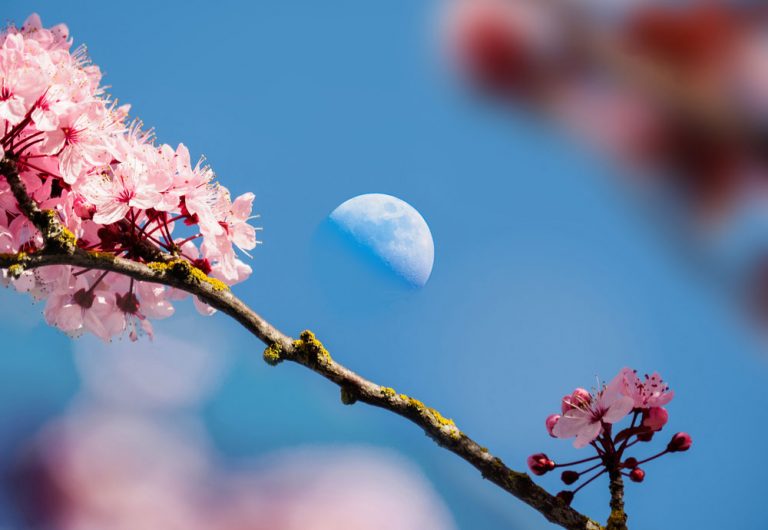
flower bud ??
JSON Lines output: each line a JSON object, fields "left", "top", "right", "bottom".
{"left": 642, "top": 407, "right": 669, "bottom": 431}
{"left": 667, "top": 432, "right": 692, "bottom": 452}
{"left": 545, "top": 414, "right": 560, "bottom": 437}
{"left": 560, "top": 395, "right": 572, "bottom": 413}
{"left": 561, "top": 388, "right": 591, "bottom": 413}
{"left": 192, "top": 258, "right": 213, "bottom": 275}
{"left": 527, "top": 453, "right": 555, "bottom": 475}
{"left": 561, "top": 470, "right": 579, "bottom": 485}
{"left": 629, "top": 468, "right": 645, "bottom": 483}
{"left": 623, "top": 457, "right": 638, "bottom": 469}
{"left": 556, "top": 490, "right": 574, "bottom": 505}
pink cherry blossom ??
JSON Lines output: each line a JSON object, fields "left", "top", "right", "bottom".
{"left": 221, "top": 191, "right": 259, "bottom": 253}
{"left": 80, "top": 157, "right": 161, "bottom": 225}
{"left": 38, "top": 107, "right": 118, "bottom": 184}
{"left": 43, "top": 269, "right": 123, "bottom": 340}
{"left": 552, "top": 375, "right": 634, "bottom": 448}
{"left": 618, "top": 368, "right": 674, "bottom": 409}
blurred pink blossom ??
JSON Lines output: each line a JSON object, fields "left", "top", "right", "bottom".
{"left": 13, "top": 414, "right": 456, "bottom": 530}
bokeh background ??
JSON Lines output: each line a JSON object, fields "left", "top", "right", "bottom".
{"left": 1, "top": 1, "right": 767, "bottom": 529}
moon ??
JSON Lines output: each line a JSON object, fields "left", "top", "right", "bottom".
{"left": 329, "top": 194, "right": 434, "bottom": 287}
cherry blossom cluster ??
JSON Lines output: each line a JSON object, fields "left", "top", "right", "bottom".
{"left": 0, "top": 14, "right": 259, "bottom": 341}
{"left": 527, "top": 368, "right": 691, "bottom": 504}
{"left": 444, "top": 0, "right": 767, "bottom": 214}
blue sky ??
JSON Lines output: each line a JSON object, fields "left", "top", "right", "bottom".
{"left": 1, "top": 1, "right": 767, "bottom": 528}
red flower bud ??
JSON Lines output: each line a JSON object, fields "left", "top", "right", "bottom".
{"left": 561, "top": 470, "right": 579, "bottom": 485}
{"left": 527, "top": 453, "right": 555, "bottom": 475}
{"left": 643, "top": 407, "right": 669, "bottom": 431}
{"left": 667, "top": 432, "right": 692, "bottom": 452}
{"left": 623, "top": 457, "right": 638, "bottom": 469}
{"left": 629, "top": 468, "right": 645, "bottom": 483}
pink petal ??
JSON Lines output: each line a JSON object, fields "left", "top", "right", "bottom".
{"left": 652, "top": 390, "right": 674, "bottom": 407}
{"left": 93, "top": 201, "right": 129, "bottom": 225}
{"left": 552, "top": 411, "right": 589, "bottom": 439}
{"left": 57, "top": 303, "right": 84, "bottom": 332}
{"left": 602, "top": 395, "right": 634, "bottom": 424}
{"left": 193, "top": 296, "right": 216, "bottom": 316}
{"left": 573, "top": 421, "right": 602, "bottom": 448}
{"left": 83, "top": 308, "right": 111, "bottom": 341}
{"left": 231, "top": 192, "right": 255, "bottom": 220}
{"left": 232, "top": 224, "right": 256, "bottom": 251}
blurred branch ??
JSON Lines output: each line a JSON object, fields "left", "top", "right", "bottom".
{"left": 0, "top": 157, "right": 603, "bottom": 529}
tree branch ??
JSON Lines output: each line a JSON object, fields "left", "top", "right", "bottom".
{"left": 0, "top": 158, "right": 602, "bottom": 529}
{"left": 606, "top": 470, "right": 628, "bottom": 530}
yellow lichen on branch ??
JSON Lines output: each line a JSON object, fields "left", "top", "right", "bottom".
{"left": 2, "top": 251, "right": 28, "bottom": 278}
{"left": 291, "top": 330, "right": 332, "bottom": 366}
{"left": 263, "top": 342, "right": 284, "bottom": 366}
{"left": 379, "top": 386, "right": 396, "bottom": 398}
{"left": 41, "top": 210, "right": 77, "bottom": 253}
{"left": 398, "top": 392, "right": 460, "bottom": 439}
{"left": 147, "top": 258, "right": 229, "bottom": 291}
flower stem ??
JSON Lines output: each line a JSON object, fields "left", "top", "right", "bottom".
{"left": 636, "top": 449, "right": 669, "bottom": 465}
{"left": 554, "top": 454, "right": 602, "bottom": 468}
{"left": 573, "top": 468, "right": 607, "bottom": 494}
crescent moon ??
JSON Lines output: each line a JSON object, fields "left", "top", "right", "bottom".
{"left": 329, "top": 194, "right": 435, "bottom": 287}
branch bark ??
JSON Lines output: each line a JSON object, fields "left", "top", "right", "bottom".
{"left": 0, "top": 157, "right": 602, "bottom": 529}
{"left": 606, "top": 470, "right": 628, "bottom": 530}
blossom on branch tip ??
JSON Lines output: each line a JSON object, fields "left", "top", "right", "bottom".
{"left": 532, "top": 368, "right": 689, "bottom": 500}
